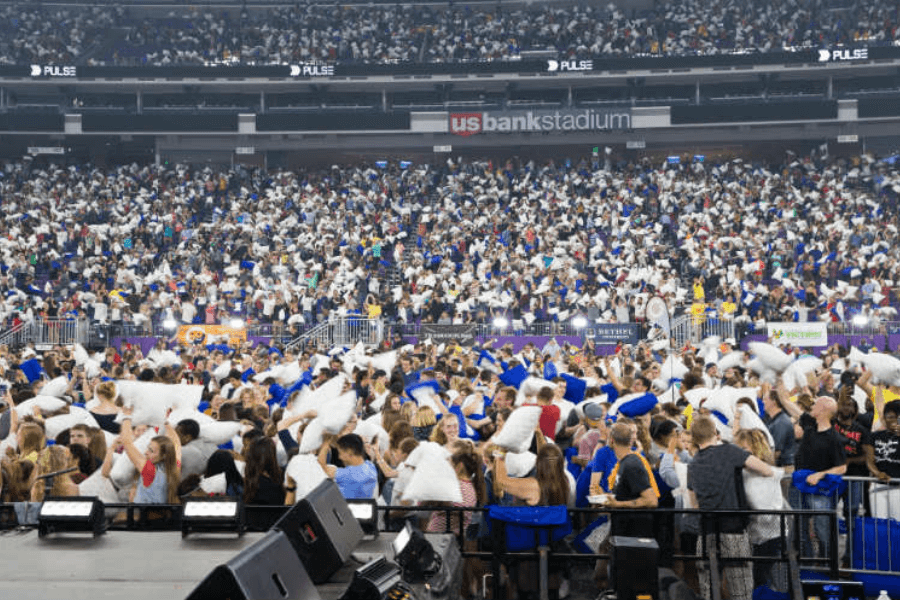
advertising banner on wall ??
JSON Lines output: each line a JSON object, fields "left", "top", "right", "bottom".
{"left": 587, "top": 324, "right": 641, "bottom": 345}
{"left": 420, "top": 324, "right": 477, "bottom": 345}
{"left": 177, "top": 325, "right": 248, "bottom": 347}
{"left": 449, "top": 108, "right": 631, "bottom": 136}
{"left": 766, "top": 322, "right": 828, "bottom": 347}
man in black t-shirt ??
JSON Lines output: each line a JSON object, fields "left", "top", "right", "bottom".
{"left": 784, "top": 395, "right": 847, "bottom": 559}
{"left": 605, "top": 422, "right": 658, "bottom": 538}
{"left": 864, "top": 402, "right": 900, "bottom": 519}
{"left": 688, "top": 416, "right": 773, "bottom": 600}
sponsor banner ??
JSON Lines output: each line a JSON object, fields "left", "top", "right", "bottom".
{"left": 449, "top": 108, "right": 631, "bottom": 137}
{"left": 30, "top": 65, "right": 76, "bottom": 77}
{"left": 586, "top": 324, "right": 641, "bottom": 345}
{"left": 767, "top": 322, "right": 828, "bottom": 347}
{"left": 177, "top": 324, "right": 247, "bottom": 347}
{"left": 289, "top": 63, "right": 334, "bottom": 77}
{"left": 817, "top": 47, "right": 868, "bottom": 63}
{"left": 420, "top": 324, "right": 477, "bottom": 346}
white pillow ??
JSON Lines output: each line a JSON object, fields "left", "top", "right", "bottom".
{"left": 292, "top": 373, "right": 347, "bottom": 416}
{"left": 15, "top": 395, "right": 66, "bottom": 418}
{"left": 167, "top": 408, "right": 216, "bottom": 428}
{"left": 213, "top": 360, "right": 232, "bottom": 382}
{"left": 405, "top": 441, "right": 449, "bottom": 468}
{"left": 78, "top": 470, "right": 121, "bottom": 504}
{"left": 285, "top": 454, "right": 328, "bottom": 499}
{"left": 366, "top": 350, "right": 397, "bottom": 374}
{"left": 748, "top": 342, "right": 793, "bottom": 373}
{"left": 737, "top": 404, "right": 775, "bottom": 448}
{"left": 41, "top": 376, "right": 70, "bottom": 399}
{"left": 109, "top": 429, "right": 155, "bottom": 489}
{"left": 683, "top": 387, "right": 711, "bottom": 409}
{"left": 849, "top": 347, "right": 900, "bottom": 387}
{"left": 717, "top": 351, "right": 745, "bottom": 372}
{"left": 116, "top": 380, "right": 203, "bottom": 412}
{"left": 408, "top": 384, "right": 442, "bottom": 414}
{"left": 402, "top": 451, "right": 463, "bottom": 503}
{"left": 319, "top": 390, "right": 358, "bottom": 435}
{"left": 553, "top": 399, "right": 575, "bottom": 433}
{"left": 492, "top": 406, "right": 541, "bottom": 454}
{"left": 115, "top": 399, "right": 167, "bottom": 428}
{"left": 199, "top": 473, "right": 227, "bottom": 495}
{"left": 298, "top": 420, "right": 326, "bottom": 454}
{"left": 660, "top": 354, "right": 689, "bottom": 383}
{"left": 505, "top": 451, "right": 536, "bottom": 478}
{"left": 44, "top": 406, "right": 100, "bottom": 439}
{"left": 355, "top": 419, "right": 389, "bottom": 454}
{"left": 200, "top": 421, "right": 242, "bottom": 446}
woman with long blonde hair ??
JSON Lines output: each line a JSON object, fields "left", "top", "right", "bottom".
{"left": 31, "top": 445, "right": 80, "bottom": 501}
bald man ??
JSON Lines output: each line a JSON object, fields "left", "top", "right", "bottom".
{"left": 788, "top": 395, "right": 847, "bottom": 560}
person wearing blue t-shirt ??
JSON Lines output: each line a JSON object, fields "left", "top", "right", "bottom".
{"left": 318, "top": 433, "right": 378, "bottom": 500}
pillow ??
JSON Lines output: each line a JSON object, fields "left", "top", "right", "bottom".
{"left": 115, "top": 399, "right": 167, "bottom": 428}
{"left": 611, "top": 392, "right": 658, "bottom": 418}
{"left": 78, "top": 469, "right": 121, "bottom": 505}
{"left": 44, "top": 406, "right": 100, "bottom": 439}
{"left": 293, "top": 373, "right": 347, "bottom": 416}
{"left": 492, "top": 406, "right": 542, "bottom": 454}
{"left": 660, "top": 355, "right": 689, "bottom": 383}
{"left": 405, "top": 441, "right": 449, "bottom": 468}
{"left": 656, "top": 385, "right": 679, "bottom": 406}
{"left": 748, "top": 342, "right": 793, "bottom": 373}
{"left": 737, "top": 404, "right": 775, "bottom": 449}
{"left": 849, "top": 346, "right": 900, "bottom": 386}
{"left": 167, "top": 408, "right": 216, "bottom": 428}
{"left": 402, "top": 450, "right": 463, "bottom": 503}
{"left": 355, "top": 419, "right": 389, "bottom": 454}
{"left": 116, "top": 380, "right": 202, "bottom": 416}
{"left": 15, "top": 395, "right": 66, "bottom": 418}
{"left": 366, "top": 350, "right": 397, "bottom": 374}
{"left": 717, "top": 351, "right": 745, "bottom": 372}
{"left": 199, "top": 473, "right": 227, "bottom": 495}
{"left": 319, "top": 390, "right": 358, "bottom": 435}
{"left": 298, "top": 420, "right": 326, "bottom": 454}
{"left": 505, "top": 451, "right": 536, "bottom": 478}
{"left": 781, "top": 356, "right": 822, "bottom": 390}
{"left": 461, "top": 393, "right": 485, "bottom": 416}
{"left": 553, "top": 399, "right": 575, "bottom": 433}
{"left": 212, "top": 360, "right": 232, "bottom": 382}
{"left": 499, "top": 365, "right": 529, "bottom": 389}
{"left": 285, "top": 454, "right": 328, "bottom": 499}
{"left": 406, "top": 381, "right": 442, "bottom": 413}
{"left": 682, "top": 387, "right": 711, "bottom": 409}
{"left": 147, "top": 349, "right": 182, "bottom": 369}
{"left": 200, "top": 421, "right": 243, "bottom": 446}
{"left": 109, "top": 429, "right": 155, "bottom": 489}
{"left": 41, "top": 376, "right": 70, "bottom": 399}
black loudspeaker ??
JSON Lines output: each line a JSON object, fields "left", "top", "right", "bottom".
{"left": 273, "top": 478, "right": 364, "bottom": 584}
{"left": 185, "top": 530, "right": 321, "bottom": 600}
{"left": 611, "top": 535, "right": 659, "bottom": 600}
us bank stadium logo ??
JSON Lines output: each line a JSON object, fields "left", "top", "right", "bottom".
{"left": 30, "top": 65, "right": 77, "bottom": 77}
{"left": 449, "top": 108, "right": 631, "bottom": 136}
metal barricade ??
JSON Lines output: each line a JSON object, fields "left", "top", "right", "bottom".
{"left": 842, "top": 475, "right": 900, "bottom": 574}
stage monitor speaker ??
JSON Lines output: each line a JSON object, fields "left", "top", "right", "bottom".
{"left": 273, "top": 478, "right": 364, "bottom": 584}
{"left": 185, "top": 530, "right": 320, "bottom": 600}
{"left": 611, "top": 535, "right": 659, "bottom": 600}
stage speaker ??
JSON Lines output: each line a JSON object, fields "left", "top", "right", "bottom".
{"left": 185, "top": 530, "right": 320, "bottom": 600}
{"left": 611, "top": 535, "right": 659, "bottom": 600}
{"left": 273, "top": 478, "right": 364, "bottom": 584}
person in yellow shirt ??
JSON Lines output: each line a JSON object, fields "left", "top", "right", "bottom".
{"left": 856, "top": 369, "right": 900, "bottom": 424}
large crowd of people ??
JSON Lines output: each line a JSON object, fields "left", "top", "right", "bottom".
{"left": 0, "top": 151, "right": 898, "bottom": 338}
{"left": 0, "top": 0, "right": 894, "bottom": 67}
{"left": 0, "top": 332, "right": 896, "bottom": 599}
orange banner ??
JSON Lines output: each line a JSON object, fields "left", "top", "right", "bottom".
{"left": 176, "top": 325, "right": 247, "bottom": 347}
